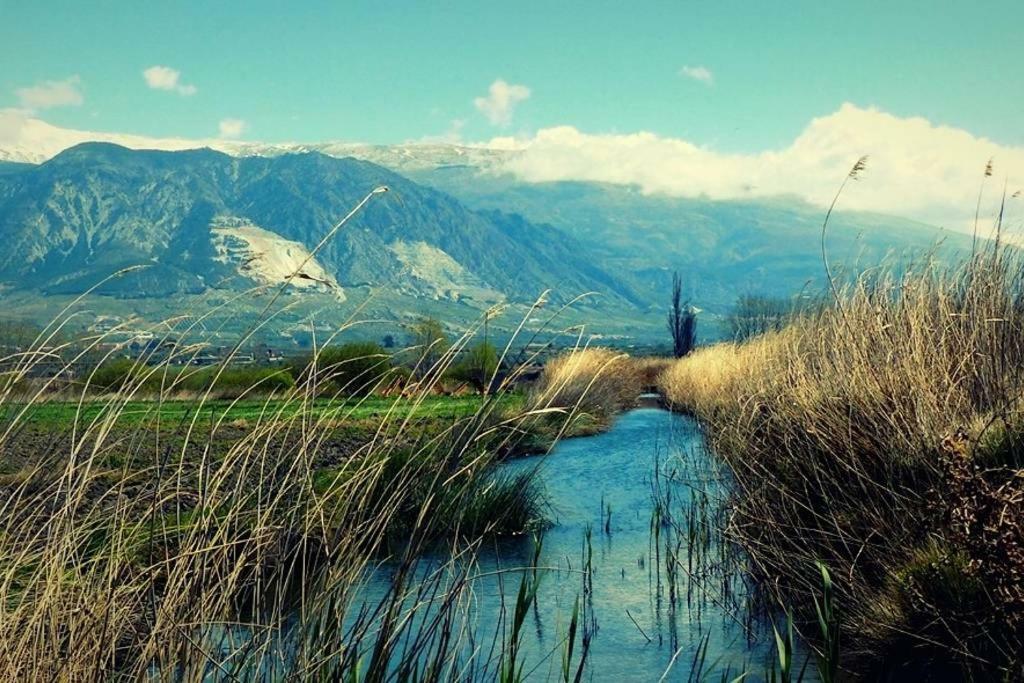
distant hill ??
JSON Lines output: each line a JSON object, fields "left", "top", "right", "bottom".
{"left": 0, "top": 139, "right": 979, "bottom": 345}
{"left": 0, "top": 160, "right": 34, "bottom": 176}
{"left": 407, "top": 165, "right": 976, "bottom": 315}
{"left": 0, "top": 143, "right": 649, "bottom": 342}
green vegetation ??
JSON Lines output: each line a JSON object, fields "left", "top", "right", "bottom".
{"left": 450, "top": 339, "right": 499, "bottom": 392}
{"left": 4, "top": 394, "right": 499, "bottom": 427}
{"left": 291, "top": 341, "right": 396, "bottom": 396}
{"left": 89, "top": 359, "right": 295, "bottom": 396}
{"left": 410, "top": 315, "right": 450, "bottom": 377}
{"left": 0, "top": 289, "right": 647, "bottom": 680}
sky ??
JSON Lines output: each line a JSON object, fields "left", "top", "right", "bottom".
{"left": 1, "top": 1, "right": 1023, "bottom": 230}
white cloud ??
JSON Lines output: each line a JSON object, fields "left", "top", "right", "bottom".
{"left": 218, "top": 118, "right": 247, "bottom": 139}
{"left": 15, "top": 75, "right": 84, "bottom": 110}
{"left": 486, "top": 103, "right": 1024, "bottom": 232}
{"left": 3, "top": 103, "right": 1022, "bottom": 234}
{"left": 679, "top": 65, "right": 713, "bottom": 85}
{"left": 0, "top": 107, "right": 230, "bottom": 163}
{"left": 473, "top": 79, "right": 531, "bottom": 126}
{"left": 142, "top": 66, "right": 197, "bottom": 96}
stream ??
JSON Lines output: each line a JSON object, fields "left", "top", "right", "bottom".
{"left": 357, "top": 404, "right": 800, "bottom": 680}
{"left": 209, "top": 403, "right": 806, "bottom": 680}
{"left": 483, "top": 404, "right": 788, "bottom": 679}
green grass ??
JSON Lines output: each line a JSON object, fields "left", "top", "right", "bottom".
{"left": 3, "top": 393, "right": 520, "bottom": 427}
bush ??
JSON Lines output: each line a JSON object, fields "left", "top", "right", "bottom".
{"left": 88, "top": 360, "right": 294, "bottom": 397}
{"left": 725, "top": 294, "right": 793, "bottom": 341}
{"left": 170, "top": 366, "right": 294, "bottom": 397}
{"left": 299, "top": 342, "right": 393, "bottom": 396}
{"left": 410, "top": 317, "right": 449, "bottom": 378}
{"left": 449, "top": 341, "right": 499, "bottom": 392}
{"left": 89, "top": 358, "right": 138, "bottom": 391}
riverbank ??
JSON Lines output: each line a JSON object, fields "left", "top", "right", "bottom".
{"left": 363, "top": 405, "right": 793, "bottom": 680}
{"left": 658, "top": 251, "right": 1024, "bottom": 679}
{"left": 0, "top": 342, "right": 656, "bottom": 679}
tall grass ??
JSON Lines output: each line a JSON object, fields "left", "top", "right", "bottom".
{"left": 659, "top": 246, "right": 1024, "bottom": 678}
{"left": 0, "top": 189, "right": 609, "bottom": 680}
{"left": 0, "top": 309, "right": 573, "bottom": 679}
{"left": 530, "top": 348, "right": 640, "bottom": 427}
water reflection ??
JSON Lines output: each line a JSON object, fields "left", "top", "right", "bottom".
{"left": 202, "top": 407, "right": 806, "bottom": 680}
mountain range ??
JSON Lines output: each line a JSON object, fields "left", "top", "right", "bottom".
{"left": 0, "top": 135, "right": 975, "bottom": 346}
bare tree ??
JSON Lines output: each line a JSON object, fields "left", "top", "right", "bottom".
{"left": 726, "top": 294, "right": 791, "bottom": 342}
{"left": 667, "top": 271, "right": 697, "bottom": 358}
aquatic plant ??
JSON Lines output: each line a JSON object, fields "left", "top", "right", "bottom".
{"left": 0, "top": 188, "right": 603, "bottom": 680}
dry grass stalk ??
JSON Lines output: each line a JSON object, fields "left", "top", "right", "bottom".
{"left": 659, "top": 246, "right": 1024, "bottom": 677}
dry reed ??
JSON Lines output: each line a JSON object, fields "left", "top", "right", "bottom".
{"left": 660, "top": 246, "right": 1024, "bottom": 678}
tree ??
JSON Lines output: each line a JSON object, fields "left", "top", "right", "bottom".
{"left": 667, "top": 271, "right": 697, "bottom": 358}
{"left": 726, "top": 294, "right": 791, "bottom": 342}
{"left": 451, "top": 340, "right": 499, "bottom": 392}
{"left": 411, "top": 317, "right": 449, "bottom": 377}
{"left": 295, "top": 342, "right": 392, "bottom": 396}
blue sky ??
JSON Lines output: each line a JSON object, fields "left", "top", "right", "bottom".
{"left": 2, "top": 0, "right": 1022, "bottom": 149}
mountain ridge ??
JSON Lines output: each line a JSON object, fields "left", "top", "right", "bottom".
{"left": 0, "top": 138, "right": 981, "bottom": 343}
{"left": 0, "top": 142, "right": 640, "bottom": 311}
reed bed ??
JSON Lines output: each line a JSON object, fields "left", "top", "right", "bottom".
{"left": 659, "top": 247, "right": 1024, "bottom": 678}
{"left": 529, "top": 348, "right": 640, "bottom": 426}
{"left": 0, "top": 307, "right": 577, "bottom": 680}
{"left": 0, "top": 190, "right": 608, "bottom": 680}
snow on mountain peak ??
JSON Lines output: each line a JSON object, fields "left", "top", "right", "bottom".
{"left": 0, "top": 110, "right": 515, "bottom": 172}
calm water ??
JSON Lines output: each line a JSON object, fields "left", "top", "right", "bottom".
{"left": 354, "top": 406, "right": 793, "bottom": 680}
{"left": 487, "top": 406, "right": 782, "bottom": 680}
{"left": 210, "top": 405, "right": 801, "bottom": 680}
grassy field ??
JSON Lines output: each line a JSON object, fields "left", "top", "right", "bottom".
{"left": 2, "top": 393, "right": 507, "bottom": 427}
{"left": 0, "top": 329, "right": 647, "bottom": 680}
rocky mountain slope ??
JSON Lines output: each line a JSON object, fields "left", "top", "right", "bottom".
{"left": 0, "top": 132, "right": 980, "bottom": 343}
{"left": 0, "top": 143, "right": 639, "bottom": 314}
{"left": 407, "top": 166, "right": 976, "bottom": 312}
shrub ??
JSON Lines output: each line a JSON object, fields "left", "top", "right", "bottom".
{"left": 88, "top": 360, "right": 294, "bottom": 398}
{"left": 299, "top": 342, "right": 393, "bottom": 396}
{"left": 450, "top": 340, "right": 499, "bottom": 392}
{"left": 410, "top": 317, "right": 449, "bottom": 378}
{"left": 725, "top": 294, "right": 793, "bottom": 341}
{"left": 170, "top": 366, "right": 294, "bottom": 397}
{"left": 89, "top": 357, "right": 138, "bottom": 391}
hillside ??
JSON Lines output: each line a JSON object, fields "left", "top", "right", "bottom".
{"left": 0, "top": 139, "right": 980, "bottom": 345}
{"left": 0, "top": 143, "right": 647, "bottom": 343}
{"left": 407, "top": 165, "right": 976, "bottom": 314}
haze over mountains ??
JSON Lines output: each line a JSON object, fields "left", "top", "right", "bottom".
{"left": 0, "top": 129, "right": 974, "bottom": 345}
